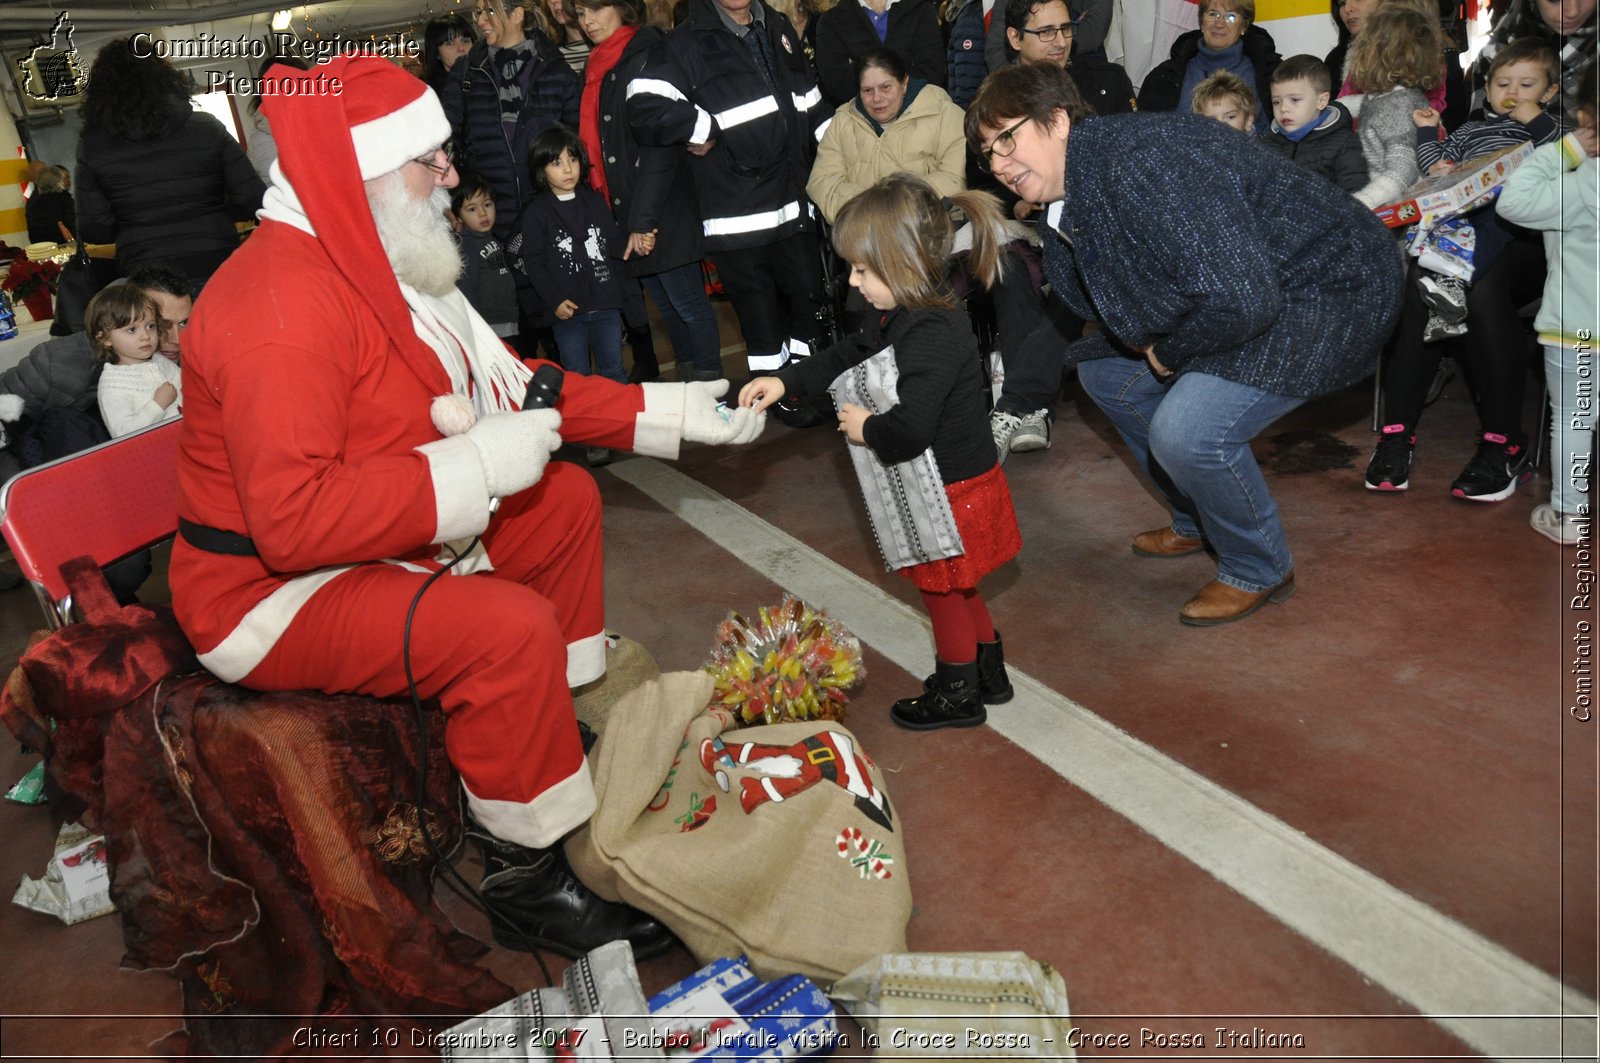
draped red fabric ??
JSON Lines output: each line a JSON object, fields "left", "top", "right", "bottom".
{"left": 0, "top": 559, "right": 511, "bottom": 1058}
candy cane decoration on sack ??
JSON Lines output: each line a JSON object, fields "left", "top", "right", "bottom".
{"left": 836, "top": 826, "right": 894, "bottom": 880}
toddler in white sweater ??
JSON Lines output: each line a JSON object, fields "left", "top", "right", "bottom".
{"left": 90, "top": 285, "right": 181, "bottom": 437}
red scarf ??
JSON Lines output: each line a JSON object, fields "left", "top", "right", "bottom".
{"left": 580, "top": 26, "right": 637, "bottom": 206}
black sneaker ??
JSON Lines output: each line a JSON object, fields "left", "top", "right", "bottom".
{"left": 1365, "top": 425, "right": 1415, "bottom": 492}
{"left": 1451, "top": 432, "right": 1532, "bottom": 502}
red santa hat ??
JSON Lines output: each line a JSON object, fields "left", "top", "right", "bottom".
{"left": 260, "top": 55, "right": 455, "bottom": 400}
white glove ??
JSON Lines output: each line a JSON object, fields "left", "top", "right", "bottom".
{"left": 464, "top": 409, "right": 562, "bottom": 497}
{"left": 682, "top": 380, "right": 766, "bottom": 446}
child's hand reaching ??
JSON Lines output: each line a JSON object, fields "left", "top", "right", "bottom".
{"left": 1507, "top": 98, "right": 1546, "bottom": 125}
{"left": 154, "top": 382, "right": 178, "bottom": 409}
{"left": 1411, "top": 107, "right": 1441, "bottom": 128}
{"left": 1427, "top": 159, "right": 1456, "bottom": 176}
{"left": 555, "top": 299, "right": 579, "bottom": 320}
{"left": 836, "top": 402, "right": 870, "bottom": 444}
{"left": 740, "top": 376, "right": 786, "bottom": 411}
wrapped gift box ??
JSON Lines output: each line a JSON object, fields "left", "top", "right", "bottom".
{"left": 645, "top": 955, "right": 841, "bottom": 1059}
{"left": 1372, "top": 141, "right": 1535, "bottom": 229}
{"left": 439, "top": 940, "right": 661, "bottom": 1061}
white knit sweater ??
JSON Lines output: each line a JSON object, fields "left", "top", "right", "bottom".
{"left": 97, "top": 355, "right": 182, "bottom": 438}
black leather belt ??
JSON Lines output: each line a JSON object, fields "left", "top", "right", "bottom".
{"left": 178, "top": 517, "right": 259, "bottom": 557}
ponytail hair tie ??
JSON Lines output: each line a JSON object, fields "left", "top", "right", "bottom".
{"left": 940, "top": 195, "right": 956, "bottom": 211}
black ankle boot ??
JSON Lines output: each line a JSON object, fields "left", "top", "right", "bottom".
{"left": 470, "top": 827, "right": 677, "bottom": 959}
{"left": 975, "top": 634, "right": 1013, "bottom": 704}
{"left": 922, "top": 632, "right": 1013, "bottom": 705}
{"left": 891, "top": 660, "right": 985, "bottom": 731}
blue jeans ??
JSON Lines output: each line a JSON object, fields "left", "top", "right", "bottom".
{"left": 643, "top": 262, "right": 723, "bottom": 375}
{"left": 1544, "top": 341, "right": 1596, "bottom": 516}
{"left": 1078, "top": 358, "right": 1304, "bottom": 593}
{"left": 552, "top": 308, "right": 625, "bottom": 384}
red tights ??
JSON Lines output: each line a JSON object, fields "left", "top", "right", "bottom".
{"left": 920, "top": 586, "right": 996, "bottom": 664}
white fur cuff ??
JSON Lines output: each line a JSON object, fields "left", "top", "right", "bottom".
{"left": 634, "top": 382, "right": 684, "bottom": 459}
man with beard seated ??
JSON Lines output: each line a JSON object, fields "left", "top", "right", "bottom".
{"left": 168, "top": 55, "right": 765, "bottom": 958}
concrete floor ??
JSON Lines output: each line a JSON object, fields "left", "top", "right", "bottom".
{"left": 0, "top": 312, "right": 1593, "bottom": 1060}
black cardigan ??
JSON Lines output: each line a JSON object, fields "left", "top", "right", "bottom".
{"left": 778, "top": 307, "right": 996, "bottom": 483}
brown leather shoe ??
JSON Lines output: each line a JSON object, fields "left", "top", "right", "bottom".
{"left": 1179, "top": 573, "right": 1296, "bottom": 626}
{"left": 1132, "top": 526, "right": 1207, "bottom": 558}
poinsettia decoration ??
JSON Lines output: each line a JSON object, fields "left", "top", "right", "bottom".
{"left": 3, "top": 258, "right": 60, "bottom": 320}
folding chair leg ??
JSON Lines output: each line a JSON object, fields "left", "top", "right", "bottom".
{"left": 1532, "top": 376, "right": 1550, "bottom": 472}
{"left": 1372, "top": 352, "right": 1383, "bottom": 432}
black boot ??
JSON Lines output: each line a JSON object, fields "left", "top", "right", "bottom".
{"left": 922, "top": 632, "right": 1013, "bottom": 705}
{"left": 626, "top": 324, "right": 660, "bottom": 383}
{"left": 975, "top": 634, "right": 1014, "bottom": 704}
{"left": 470, "top": 826, "right": 677, "bottom": 959}
{"left": 891, "top": 660, "right": 985, "bottom": 731}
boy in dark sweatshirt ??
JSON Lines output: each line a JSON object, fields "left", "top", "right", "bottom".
{"left": 451, "top": 169, "right": 520, "bottom": 340}
{"left": 1262, "top": 55, "right": 1369, "bottom": 194}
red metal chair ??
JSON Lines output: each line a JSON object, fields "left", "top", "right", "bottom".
{"left": 0, "top": 419, "right": 181, "bottom": 629}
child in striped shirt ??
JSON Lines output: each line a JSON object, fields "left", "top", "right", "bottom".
{"left": 1409, "top": 38, "right": 1565, "bottom": 335}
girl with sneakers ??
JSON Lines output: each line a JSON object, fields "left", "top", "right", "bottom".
{"left": 1498, "top": 62, "right": 1597, "bottom": 544}
{"left": 740, "top": 174, "right": 1022, "bottom": 731}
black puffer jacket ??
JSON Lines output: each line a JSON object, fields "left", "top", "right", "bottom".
{"left": 593, "top": 26, "right": 704, "bottom": 277}
{"left": 76, "top": 104, "right": 264, "bottom": 279}
{"left": 1136, "top": 26, "right": 1280, "bottom": 122}
{"left": 1262, "top": 100, "right": 1369, "bottom": 194}
{"left": 440, "top": 34, "right": 581, "bottom": 240}
{"left": 0, "top": 331, "right": 100, "bottom": 417}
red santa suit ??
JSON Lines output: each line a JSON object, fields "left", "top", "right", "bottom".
{"left": 171, "top": 57, "right": 759, "bottom": 850}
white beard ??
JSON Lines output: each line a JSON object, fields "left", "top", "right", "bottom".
{"left": 366, "top": 172, "right": 463, "bottom": 296}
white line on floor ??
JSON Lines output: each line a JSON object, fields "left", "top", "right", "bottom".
{"left": 607, "top": 456, "right": 1598, "bottom": 1063}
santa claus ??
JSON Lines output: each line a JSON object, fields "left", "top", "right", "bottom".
{"left": 170, "top": 55, "right": 764, "bottom": 959}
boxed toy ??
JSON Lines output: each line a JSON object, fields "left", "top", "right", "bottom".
{"left": 644, "top": 955, "right": 841, "bottom": 1059}
{"left": 1371, "top": 142, "right": 1535, "bottom": 229}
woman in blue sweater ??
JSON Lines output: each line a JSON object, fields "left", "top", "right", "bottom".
{"left": 969, "top": 63, "right": 1403, "bottom": 625}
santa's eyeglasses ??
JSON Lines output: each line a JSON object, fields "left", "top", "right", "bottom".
{"left": 411, "top": 141, "right": 456, "bottom": 176}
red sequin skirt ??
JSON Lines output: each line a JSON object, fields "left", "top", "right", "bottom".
{"left": 901, "top": 464, "right": 1021, "bottom": 593}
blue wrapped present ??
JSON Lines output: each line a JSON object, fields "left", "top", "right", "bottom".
{"left": 644, "top": 955, "right": 842, "bottom": 1059}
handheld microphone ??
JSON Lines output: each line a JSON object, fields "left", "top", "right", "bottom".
{"left": 522, "top": 364, "right": 565, "bottom": 411}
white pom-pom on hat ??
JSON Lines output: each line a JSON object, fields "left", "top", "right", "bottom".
{"left": 430, "top": 393, "right": 477, "bottom": 436}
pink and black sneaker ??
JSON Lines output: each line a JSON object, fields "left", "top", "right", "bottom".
{"left": 1365, "top": 424, "right": 1415, "bottom": 492}
{"left": 1450, "top": 432, "right": 1532, "bottom": 502}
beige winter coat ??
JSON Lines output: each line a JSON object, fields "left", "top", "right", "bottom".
{"left": 807, "top": 83, "right": 967, "bottom": 224}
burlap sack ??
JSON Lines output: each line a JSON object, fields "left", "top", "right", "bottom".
{"left": 566, "top": 671, "right": 911, "bottom": 984}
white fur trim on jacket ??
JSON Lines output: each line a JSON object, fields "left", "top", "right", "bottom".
{"left": 633, "top": 382, "right": 686, "bottom": 460}
{"left": 567, "top": 631, "right": 607, "bottom": 688}
{"left": 196, "top": 565, "right": 356, "bottom": 682}
{"left": 463, "top": 761, "right": 597, "bottom": 849}
{"left": 415, "top": 434, "right": 494, "bottom": 543}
